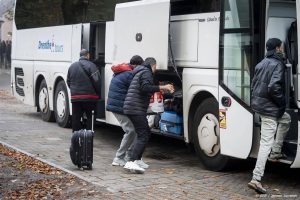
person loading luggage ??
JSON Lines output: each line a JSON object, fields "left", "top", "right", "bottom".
{"left": 123, "top": 57, "right": 174, "bottom": 173}
{"left": 67, "top": 49, "right": 101, "bottom": 132}
{"left": 106, "top": 55, "right": 144, "bottom": 166}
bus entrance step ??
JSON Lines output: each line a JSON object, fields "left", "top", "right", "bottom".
{"left": 283, "top": 140, "right": 298, "bottom": 159}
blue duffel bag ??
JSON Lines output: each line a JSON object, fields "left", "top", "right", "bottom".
{"left": 159, "top": 111, "right": 183, "bottom": 135}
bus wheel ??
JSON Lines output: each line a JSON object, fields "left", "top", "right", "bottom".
{"left": 54, "top": 81, "right": 71, "bottom": 128}
{"left": 193, "top": 98, "right": 229, "bottom": 171}
{"left": 38, "top": 79, "right": 55, "bottom": 122}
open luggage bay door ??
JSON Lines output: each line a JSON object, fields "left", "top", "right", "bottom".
{"left": 114, "top": 0, "right": 170, "bottom": 70}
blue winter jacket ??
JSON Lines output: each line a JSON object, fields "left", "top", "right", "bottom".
{"left": 106, "top": 63, "right": 134, "bottom": 114}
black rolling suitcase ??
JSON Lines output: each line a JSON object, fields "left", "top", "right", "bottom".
{"left": 70, "top": 111, "right": 94, "bottom": 170}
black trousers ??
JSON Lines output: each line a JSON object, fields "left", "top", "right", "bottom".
{"left": 129, "top": 114, "right": 151, "bottom": 161}
{"left": 72, "top": 101, "right": 96, "bottom": 132}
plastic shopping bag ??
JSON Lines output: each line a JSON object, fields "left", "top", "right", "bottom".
{"left": 147, "top": 91, "right": 164, "bottom": 114}
{"left": 147, "top": 115, "right": 155, "bottom": 128}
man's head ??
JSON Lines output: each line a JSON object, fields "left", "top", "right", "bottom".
{"left": 130, "top": 55, "right": 144, "bottom": 66}
{"left": 266, "top": 38, "right": 283, "bottom": 57}
{"left": 143, "top": 57, "right": 157, "bottom": 73}
{"left": 80, "top": 49, "right": 90, "bottom": 59}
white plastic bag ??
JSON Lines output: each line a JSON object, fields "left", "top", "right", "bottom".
{"left": 147, "top": 115, "right": 155, "bottom": 128}
{"left": 147, "top": 91, "right": 164, "bottom": 114}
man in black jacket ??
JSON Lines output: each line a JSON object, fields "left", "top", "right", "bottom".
{"left": 248, "top": 38, "right": 291, "bottom": 194}
{"left": 123, "top": 57, "right": 174, "bottom": 173}
{"left": 67, "top": 49, "right": 101, "bottom": 132}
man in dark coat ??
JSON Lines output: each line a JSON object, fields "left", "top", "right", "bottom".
{"left": 106, "top": 55, "right": 144, "bottom": 166}
{"left": 248, "top": 38, "right": 291, "bottom": 194}
{"left": 123, "top": 57, "right": 174, "bottom": 173}
{"left": 67, "top": 49, "right": 101, "bottom": 132}
{"left": 6, "top": 40, "right": 11, "bottom": 69}
{"left": 0, "top": 41, "right": 2, "bottom": 68}
{"left": 0, "top": 41, "right": 6, "bottom": 68}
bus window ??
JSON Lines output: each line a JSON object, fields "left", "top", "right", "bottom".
{"left": 224, "top": 0, "right": 250, "bottom": 29}
{"left": 221, "top": 33, "right": 252, "bottom": 105}
{"left": 16, "top": 0, "right": 220, "bottom": 29}
{"left": 171, "top": 0, "right": 220, "bottom": 15}
{"left": 15, "top": 0, "right": 65, "bottom": 29}
{"left": 15, "top": 0, "right": 136, "bottom": 30}
{"left": 65, "top": 0, "right": 136, "bottom": 24}
{"left": 220, "top": 0, "right": 253, "bottom": 105}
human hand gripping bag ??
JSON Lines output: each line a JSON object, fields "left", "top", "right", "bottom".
{"left": 147, "top": 91, "right": 164, "bottom": 114}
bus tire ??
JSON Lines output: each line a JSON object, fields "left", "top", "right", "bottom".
{"left": 38, "top": 79, "right": 55, "bottom": 122}
{"left": 193, "top": 98, "right": 229, "bottom": 171}
{"left": 54, "top": 80, "right": 71, "bottom": 128}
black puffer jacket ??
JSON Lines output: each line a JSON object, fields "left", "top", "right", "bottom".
{"left": 67, "top": 57, "right": 101, "bottom": 102}
{"left": 251, "top": 54, "right": 286, "bottom": 118}
{"left": 123, "top": 65, "right": 160, "bottom": 115}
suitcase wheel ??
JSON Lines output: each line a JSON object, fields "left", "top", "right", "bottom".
{"left": 87, "top": 163, "right": 93, "bottom": 170}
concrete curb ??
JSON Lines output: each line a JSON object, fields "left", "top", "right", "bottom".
{"left": 0, "top": 141, "right": 167, "bottom": 194}
{"left": 0, "top": 140, "right": 105, "bottom": 188}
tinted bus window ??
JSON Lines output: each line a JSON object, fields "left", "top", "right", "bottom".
{"left": 171, "top": 0, "right": 220, "bottom": 15}
{"left": 15, "top": 0, "right": 136, "bottom": 29}
{"left": 64, "top": 0, "right": 136, "bottom": 24}
{"left": 15, "top": 0, "right": 220, "bottom": 29}
{"left": 15, "top": 0, "right": 64, "bottom": 29}
{"left": 224, "top": 0, "right": 250, "bottom": 29}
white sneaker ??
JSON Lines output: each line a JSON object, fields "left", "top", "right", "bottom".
{"left": 112, "top": 158, "right": 126, "bottom": 166}
{"left": 134, "top": 159, "right": 149, "bottom": 169}
{"left": 124, "top": 161, "right": 145, "bottom": 174}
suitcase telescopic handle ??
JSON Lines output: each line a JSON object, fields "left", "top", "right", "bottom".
{"left": 92, "top": 110, "right": 94, "bottom": 132}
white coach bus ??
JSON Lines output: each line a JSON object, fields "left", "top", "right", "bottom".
{"left": 11, "top": 0, "right": 300, "bottom": 171}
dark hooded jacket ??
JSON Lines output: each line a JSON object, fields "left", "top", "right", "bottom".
{"left": 67, "top": 57, "right": 101, "bottom": 102}
{"left": 106, "top": 63, "right": 134, "bottom": 114}
{"left": 251, "top": 53, "right": 286, "bottom": 118}
{"left": 123, "top": 64, "right": 160, "bottom": 115}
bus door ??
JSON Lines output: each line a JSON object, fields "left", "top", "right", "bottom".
{"left": 218, "top": 0, "right": 262, "bottom": 159}
{"left": 292, "top": 1, "right": 300, "bottom": 168}
{"left": 88, "top": 22, "right": 107, "bottom": 120}
{"left": 114, "top": 0, "right": 170, "bottom": 70}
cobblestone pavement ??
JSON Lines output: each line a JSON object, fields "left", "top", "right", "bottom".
{"left": 0, "top": 71, "right": 300, "bottom": 199}
{"left": 0, "top": 69, "right": 11, "bottom": 90}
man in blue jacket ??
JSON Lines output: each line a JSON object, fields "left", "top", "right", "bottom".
{"left": 106, "top": 55, "right": 144, "bottom": 166}
{"left": 248, "top": 38, "right": 291, "bottom": 194}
